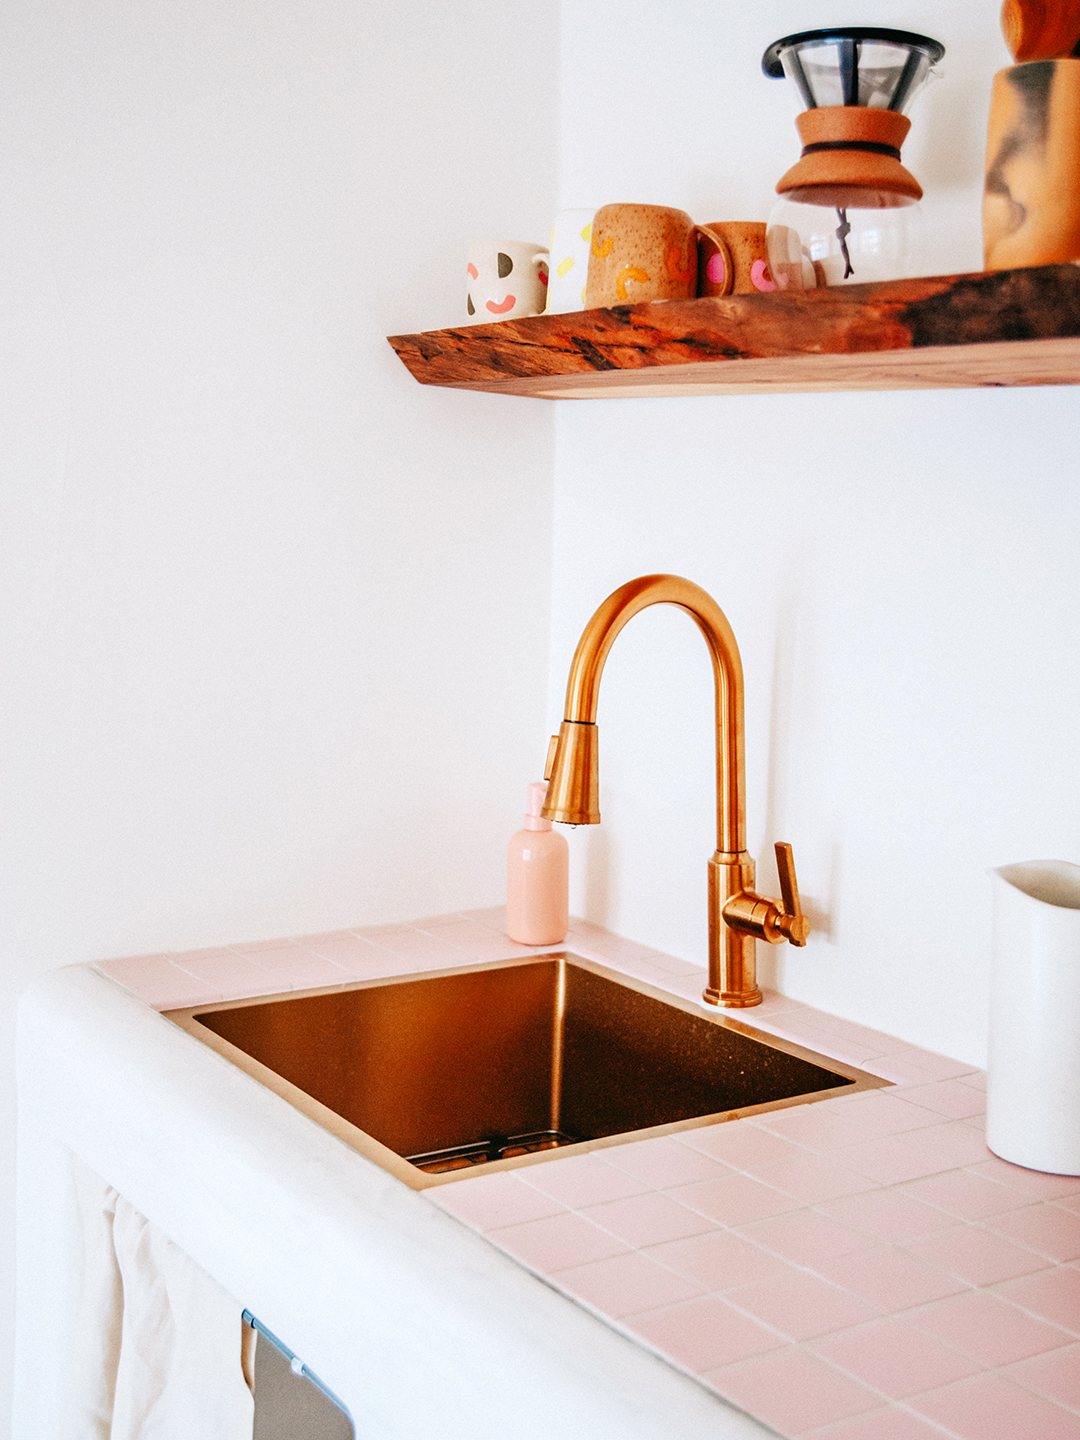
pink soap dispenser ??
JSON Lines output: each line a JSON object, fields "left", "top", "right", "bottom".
{"left": 506, "top": 781, "right": 569, "bottom": 945}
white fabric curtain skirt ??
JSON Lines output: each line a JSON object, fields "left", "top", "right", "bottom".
{"left": 61, "top": 1162, "right": 255, "bottom": 1440}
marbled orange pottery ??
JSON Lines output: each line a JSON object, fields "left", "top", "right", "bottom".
{"left": 984, "top": 59, "right": 1080, "bottom": 268}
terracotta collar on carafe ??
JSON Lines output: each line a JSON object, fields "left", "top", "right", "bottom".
{"left": 777, "top": 107, "right": 922, "bottom": 203}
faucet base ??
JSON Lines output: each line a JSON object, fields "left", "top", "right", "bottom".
{"left": 706, "top": 853, "right": 763, "bottom": 1007}
{"left": 702, "top": 985, "right": 764, "bottom": 1008}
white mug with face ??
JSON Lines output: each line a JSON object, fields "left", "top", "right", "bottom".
{"left": 466, "top": 241, "right": 548, "bottom": 323}
{"left": 545, "top": 208, "right": 597, "bottom": 313}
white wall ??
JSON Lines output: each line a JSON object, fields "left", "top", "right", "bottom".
{"left": 0, "top": 0, "right": 558, "bottom": 1426}
{"left": 553, "top": 0, "right": 1079, "bottom": 1067}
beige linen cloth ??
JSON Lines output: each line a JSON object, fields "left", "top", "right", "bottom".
{"left": 61, "top": 1162, "right": 255, "bottom": 1439}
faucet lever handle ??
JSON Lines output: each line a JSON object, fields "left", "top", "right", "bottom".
{"left": 774, "top": 842, "right": 809, "bottom": 947}
{"left": 544, "top": 734, "right": 561, "bottom": 782}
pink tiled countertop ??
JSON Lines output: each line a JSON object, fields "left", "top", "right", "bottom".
{"left": 96, "top": 913, "right": 1080, "bottom": 1440}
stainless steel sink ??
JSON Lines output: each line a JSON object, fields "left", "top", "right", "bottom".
{"left": 166, "top": 953, "right": 887, "bottom": 1190}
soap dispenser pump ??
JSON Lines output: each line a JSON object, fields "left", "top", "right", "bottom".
{"left": 506, "top": 781, "right": 569, "bottom": 946}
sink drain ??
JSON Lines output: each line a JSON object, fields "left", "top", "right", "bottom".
{"left": 406, "top": 1129, "right": 583, "bottom": 1174}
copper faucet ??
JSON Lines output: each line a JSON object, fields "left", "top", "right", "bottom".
{"left": 542, "top": 574, "right": 808, "bottom": 1007}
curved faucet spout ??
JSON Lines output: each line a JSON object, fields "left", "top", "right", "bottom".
{"left": 541, "top": 574, "right": 808, "bottom": 1009}
{"left": 543, "top": 575, "right": 746, "bottom": 856}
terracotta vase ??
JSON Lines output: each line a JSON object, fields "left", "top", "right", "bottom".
{"left": 984, "top": 59, "right": 1080, "bottom": 268}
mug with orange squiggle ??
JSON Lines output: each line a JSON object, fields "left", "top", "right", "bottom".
{"left": 584, "top": 204, "right": 731, "bottom": 308}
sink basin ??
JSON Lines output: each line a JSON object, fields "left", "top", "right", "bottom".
{"left": 166, "top": 953, "right": 887, "bottom": 1190}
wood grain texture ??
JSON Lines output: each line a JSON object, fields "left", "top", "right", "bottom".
{"left": 387, "top": 264, "right": 1080, "bottom": 399}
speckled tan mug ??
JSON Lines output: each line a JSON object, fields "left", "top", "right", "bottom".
{"left": 585, "top": 204, "right": 731, "bottom": 308}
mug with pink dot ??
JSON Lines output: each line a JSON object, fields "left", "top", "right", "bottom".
{"left": 466, "top": 240, "right": 548, "bottom": 323}
{"left": 697, "top": 221, "right": 779, "bottom": 296}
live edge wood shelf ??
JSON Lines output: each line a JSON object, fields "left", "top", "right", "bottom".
{"left": 387, "top": 263, "right": 1080, "bottom": 399}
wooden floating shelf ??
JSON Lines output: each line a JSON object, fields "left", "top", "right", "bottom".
{"left": 387, "top": 264, "right": 1080, "bottom": 398}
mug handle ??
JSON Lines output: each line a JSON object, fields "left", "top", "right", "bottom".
{"left": 531, "top": 250, "right": 550, "bottom": 311}
{"left": 694, "top": 224, "right": 734, "bottom": 298}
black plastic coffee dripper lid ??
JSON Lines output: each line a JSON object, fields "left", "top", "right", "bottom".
{"left": 762, "top": 28, "right": 945, "bottom": 114}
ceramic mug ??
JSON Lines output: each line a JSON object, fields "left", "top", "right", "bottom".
{"left": 697, "top": 222, "right": 779, "bottom": 296}
{"left": 467, "top": 241, "right": 549, "bottom": 322}
{"left": 545, "top": 207, "right": 598, "bottom": 313}
{"left": 584, "top": 204, "right": 731, "bottom": 307}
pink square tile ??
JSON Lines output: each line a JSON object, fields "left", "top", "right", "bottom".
{"left": 520, "top": 1155, "right": 650, "bottom": 1208}
{"left": 795, "top": 1013, "right": 900, "bottom": 1053}
{"left": 832, "top": 1136, "right": 954, "bottom": 1186}
{"left": 816, "top": 1246, "right": 968, "bottom": 1311}
{"left": 658, "top": 971, "right": 721, "bottom": 1003}
{"left": 300, "top": 935, "right": 383, "bottom": 972}
{"left": 745, "top": 1151, "right": 879, "bottom": 1204}
{"left": 681, "top": 1120, "right": 805, "bottom": 1170}
{"left": 904, "top": 1224, "right": 1053, "bottom": 1285}
{"left": 601, "top": 955, "right": 682, "bottom": 984}
{"left": 968, "top": 1156, "right": 1080, "bottom": 1201}
{"left": 705, "top": 1347, "right": 881, "bottom": 1434}
{"left": 815, "top": 1188, "right": 952, "bottom": 1243}
{"left": 754, "top": 1012, "right": 842, "bottom": 1046}
{"left": 579, "top": 933, "right": 660, "bottom": 965}
{"left": 601, "top": 1135, "right": 731, "bottom": 1188}
{"left": 802, "top": 1408, "right": 959, "bottom": 1440}
{"left": 871, "top": 1049, "right": 980, "bottom": 1084}
{"left": 956, "top": 1071, "right": 988, "bottom": 1092}
{"left": 426, "top": 1173, "right": 566, "bottom": 1230}
{"left": 581, "top": 1191, "right": 716, "bottom": 1247}
{"left": 996, "top": 1264, "right": 1080, "bottom": 1332}
{"left": 229, "top": 937, "right": 303, "bottom": 954}
{"left": 646, "top": 1228, "right": 790, "bottom": 1290}
{"left": 359, "top": 929, "right": 461, "bottom": 962}
{"left": 724, "top": 1267, "right": 879, "bottom": 1340}
{"left": 550, "top": 1251, "right": 701, "bottom": 1318}
{"left": 339, "top": 949, "right": 418, "bottom": 980}
{"left": 95, "top": 956, "right": 223, "bottom": 1009}
{"left": 748, "top": 991, "right": 807, "bottom": 1021}
{"left": 421, "top": 920, "right": 546, "bottom": 962}
{"left": 984, "top": 1203, "right": 1080, "bottom": 1262}
{"left": 634, "top": 950, "right": 704, "bottom": 977}
{"left": 836, "top": 1122, "right": 989, "bottom": 1185}
{"left": 910, "top": 1290, "right": 1073, "bottom": 1366}
{"left": 735, "top": 1209, "right": 873, "bottom": 1267}
{"left": 253, "top": 954, "right": 356, "bottom": 990}
{"left": 1056, "top": 1193, "right": 1080, "bottom": 1215}
{"left": 486, "top": 1211, "right": 629, "bottom": 1272}
{"left": 899, "top": 1121, "right": 994, "bottom": 1170}
{"left": 626, "top": 1294, "right": 786, "bottom": 1373}
{"left": 172, "top": 950, "right": 287, "bottom": 1000}
{"left": 753, "top": 1104, "right": 890, "bottom": 1152}
{"left": 899, "top": 1080, "right": 987, "bottom": 1120}
{"left": 898, "top": 1169, "right": 1028, "bottom": 1220}
{"left": 810, "top": 1317, "right": 981, "bottom": 1398}
{"left": 456, "top": 906, "right": 507, "bottom": 928}
{"left": 415, "top": 917, "right": 499, "bottom": 947}
{"left": 828, "top": 1091, "right": 942, "bottom": 1137}
{"left": 1007, "top": 1341, "right": 1080, "bottom": 1412}
{"left": 758, "top": 1017, "right": 876, "bottom": 1063}
{"left": 671, "top": 1172, "right": 799, "bottom": 1227}
{"left": 910, "top": 1373, "right": 1080, "bottom": 1440}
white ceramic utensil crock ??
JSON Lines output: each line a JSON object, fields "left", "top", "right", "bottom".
{"left": 986, "top": 858, "right": 1080, "bottom": 1175}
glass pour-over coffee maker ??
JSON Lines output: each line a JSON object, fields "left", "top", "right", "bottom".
{"left": 763, "top": 27, "right": 944, "bottom": 288}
